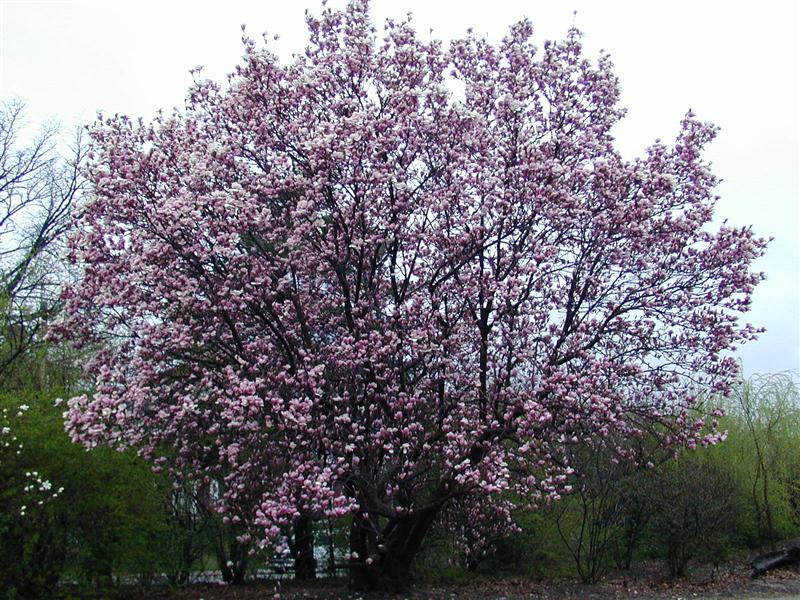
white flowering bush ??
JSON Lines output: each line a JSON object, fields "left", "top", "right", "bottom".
{"left": 1, "top": 404, "right": 63, "bottom": 510}
{"left": 0, "top": 401, "right": 66, "bottom": 598}
{"left": 1, "top": 386, "right": 201, "bottom": 597}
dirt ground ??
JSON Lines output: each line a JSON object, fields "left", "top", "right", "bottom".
{"left": 139, "top": 559, "right": 800, "bottom": 600}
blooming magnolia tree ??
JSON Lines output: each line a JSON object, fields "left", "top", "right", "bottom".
{"left": 54, "top": 1, "right": 765, "bottom": 588}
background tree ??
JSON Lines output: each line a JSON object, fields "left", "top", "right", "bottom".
{"left": 730, "top": 373, "right": 800, "bottom": 548}
{"left": 54, "top": 1, "right": 766, "bottom": 589}
{"left": 0, "top": 100, "right": 85, "bottom": 379}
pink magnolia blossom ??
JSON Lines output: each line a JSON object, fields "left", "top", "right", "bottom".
{"left": 52, "top": 0, "right": 765, "bottom": 587}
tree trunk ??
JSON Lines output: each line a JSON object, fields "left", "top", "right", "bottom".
{"left": 349, "top": 505, "right": 440, "bottom": 591}
{"left": 215, "top": 526, "right": 247, "bottom": 585}
{"left": 327, "top": 518, "right": 337, "bottom": 577}
{"left": 292, "top": 513, "right": 317, "bottom": 580}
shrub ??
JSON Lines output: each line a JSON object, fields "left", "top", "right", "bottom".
{"left": 647, "top": 455, "right": 742, "bottom": 577}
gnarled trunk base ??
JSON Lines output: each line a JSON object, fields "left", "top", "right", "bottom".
{"left": 349, "top": 506, "right": 440, "bottom": 591}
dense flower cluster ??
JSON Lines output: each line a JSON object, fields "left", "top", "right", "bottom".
{"left": 53, "top": 1, "right": 765, "bottom": 584}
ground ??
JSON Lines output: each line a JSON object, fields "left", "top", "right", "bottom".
{"left": 137, "top": 560, "right": 800, "bottom": 600}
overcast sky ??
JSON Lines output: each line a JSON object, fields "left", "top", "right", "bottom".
{"left": 1, "top": 0, "right": 797, "bottom": 376}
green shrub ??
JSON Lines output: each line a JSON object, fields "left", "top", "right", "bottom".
{"left": 0, "top": 356, "right": 177, "bottom": 597}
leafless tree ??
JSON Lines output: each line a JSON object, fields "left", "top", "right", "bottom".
{"left": 0, "top": 100, "right": 86, "bottom": 377}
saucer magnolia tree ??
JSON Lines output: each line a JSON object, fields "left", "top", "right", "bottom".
{"left": 54, "top": 1, "right": 765, "bottom": 588}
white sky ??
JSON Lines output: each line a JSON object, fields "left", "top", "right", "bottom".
{"left": 1, "top": 0, "right": 797, "bottom": 376}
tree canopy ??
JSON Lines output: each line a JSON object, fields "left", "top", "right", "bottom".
{"left": 54, "top": 1, "right": 765, "bottom": 588}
